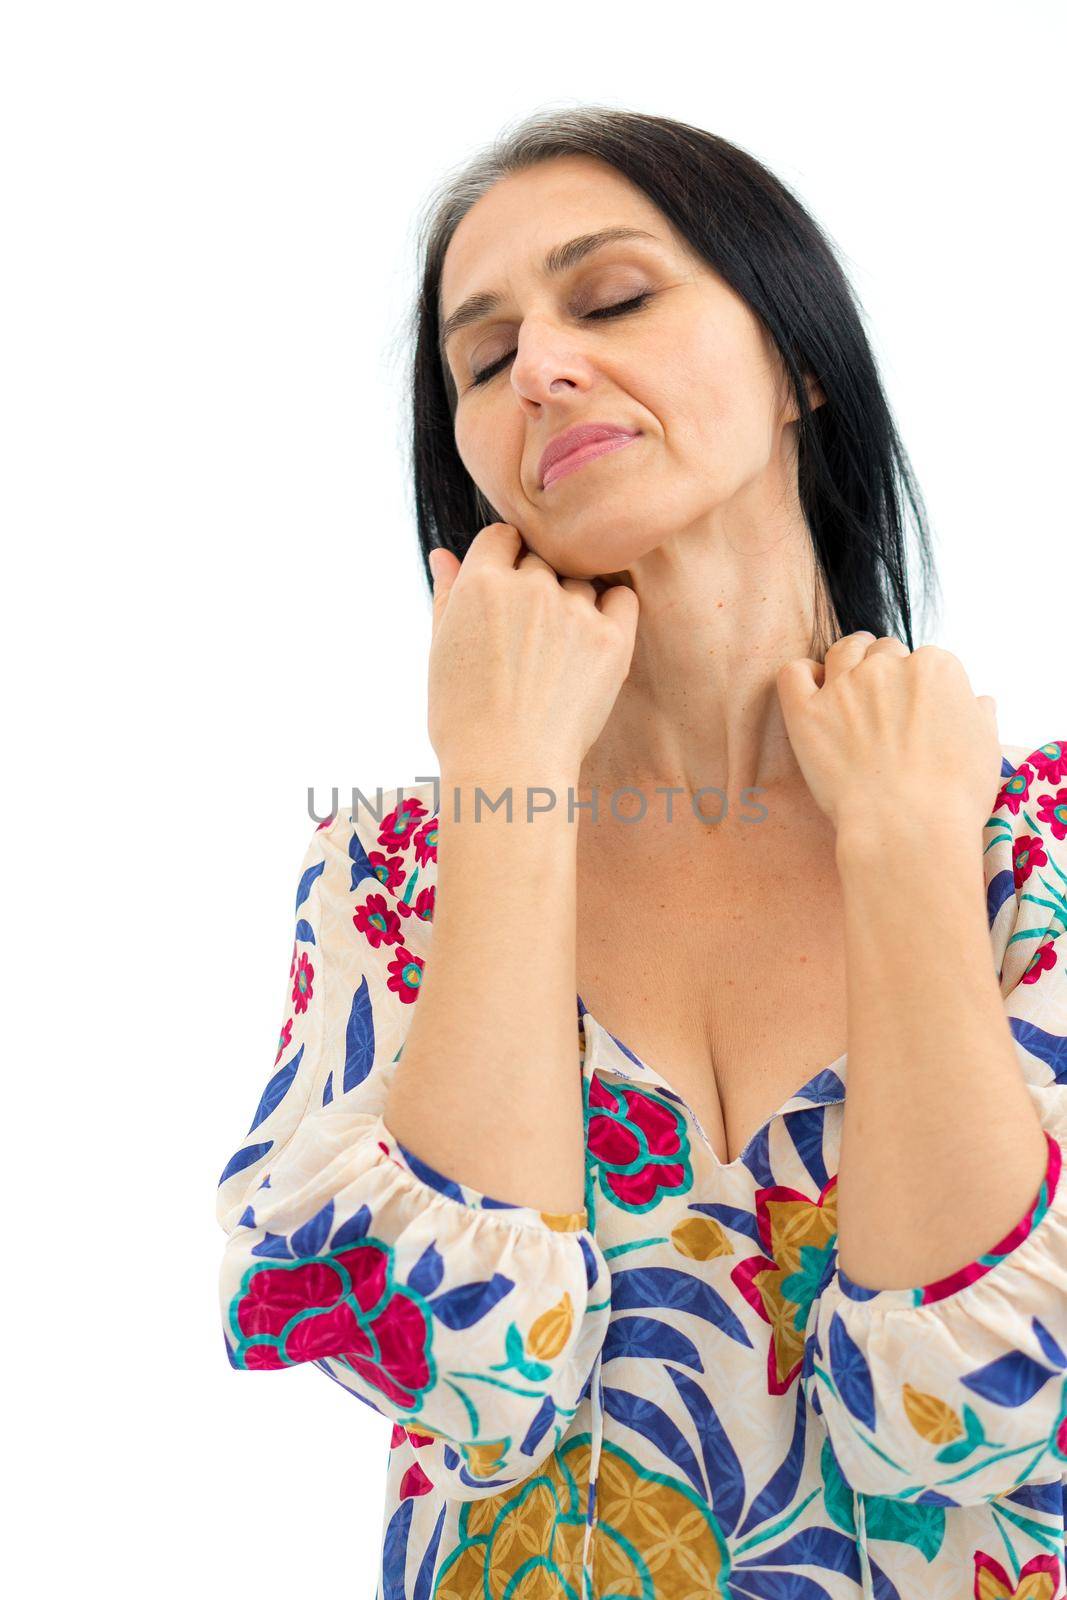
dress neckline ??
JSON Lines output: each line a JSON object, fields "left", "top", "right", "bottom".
{"left": 575, "top": 990, "right": 848, "bottom": 1171}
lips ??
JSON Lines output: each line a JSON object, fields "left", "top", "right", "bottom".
{"left": 538, "top": 423, "right": 641, "bottom": 490}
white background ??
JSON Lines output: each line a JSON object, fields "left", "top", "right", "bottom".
{"left": 4, "top": 2, "right": 1064, "bottom": 1595}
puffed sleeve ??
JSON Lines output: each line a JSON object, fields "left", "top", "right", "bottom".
{"left": 802, "top": 738, "right": 1067, "bottom": 1506}
{"left": 216, "top": 795, "right": 612, "bottom": 1502}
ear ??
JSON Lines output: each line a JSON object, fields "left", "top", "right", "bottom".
{"left": 803, "top": 373, "right": 826, "bottom": 411}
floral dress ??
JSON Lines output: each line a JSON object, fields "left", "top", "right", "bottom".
{"left": 217, "top": 739, "right": 1067, "bottom": 1600}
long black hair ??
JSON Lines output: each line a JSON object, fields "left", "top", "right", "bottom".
{"left": 404, "top": 105, "right": 940, "bottom": 657}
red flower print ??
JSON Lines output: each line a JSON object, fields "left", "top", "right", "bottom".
{"left": 353, "top": 891, "right": 405, "bottom": 949}
{"left": 387, "top": 946, "right": 424, "bottom": 1004}
{"left": 1012, "top": 833, "right": 1048, "bottom": 890}
{"left": 379, "top": 798, "right": 429, "bottom": 853}
{"left": 1036, "top": 786, "right": 1067, "bottom": 843}
{"left": 412, "top": 816, "right": 439, "bottom": 868}
{"left": 315, "top": 813, "right": 337, "bottom": 832}
{"left": 1022, "top": 938, "right": 1058, "bottom": 986}
{"left": 369, "top": 851, "right": 407, "bottom": 893}
{"left": 289, "top": 939, "right": 297, "bottom": 979}
{"left": 732, "top": 1175, "right": 838, "bottom": 1396}
{"left": 1029, "top": 741, "right": 1067, "bottom": 785}
{"left": 275, "top": 1017, "right": 293, "bottom": 1065}
{"left": 292, "top": 951, "right": 314, "bottom": 1014}
{"left": 995, "top": 764, "right": 1033, "bottom": 817}
{"left": 397, "top": 885, "right": 435, "bottom": 923}
{"left": 232, "top": 1241, "right": 434, "bottom": 1410}
{"left": 586, "top": 1076, "right": 693, "bottom": 1209}
{"left": 972, "top": 1549, "right": 1061, "bottom": 1599}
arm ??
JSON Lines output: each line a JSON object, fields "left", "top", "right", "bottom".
{"left": 381, "top": 770, "right": 588, "bottom": 1217}
{"left": 217, "top": 798, "right": 610, "bottom": 1502}
{"left": 804, "top": 738, "right": 1067, "bottom": 1505}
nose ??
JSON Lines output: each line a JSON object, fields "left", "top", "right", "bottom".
{"left": 509, "top": 318, "right": 594, "bottom": 408}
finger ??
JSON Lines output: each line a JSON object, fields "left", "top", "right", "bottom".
{"left": 462, "top": 522, "right": 525, "bottom": 573}
{"left": 428, "top": 546, "right": 461, "bottom": 635}
{"left": 776, "top": 657, "right": 822, "bottom": 711}
{"left": 596, "top": 581, "right": 640, "bottom": 629}
{"left": 821, "top": 630, "right": 877, "bottom": 679}
{"left": 558, "top": 576, "right": 599, "bottom": 602}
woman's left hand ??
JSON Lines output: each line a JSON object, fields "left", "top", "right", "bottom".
{"left": 775, "top": 632, "right": 1003, "bottom": 844}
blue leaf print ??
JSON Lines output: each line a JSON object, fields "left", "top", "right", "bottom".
{"left": 343, "top": 974, "right": 376, "bottom": 1093}
{"left": 329, "top": 1207, "right": 372, "bottom": 1251}
{"left": 429, "top": 1272, "right": 515, "bottom": 1332}
{"left": 382, "top": 1497, "right": 415, "bottom": 1600}
{"left": 603, "top": 1314, "right": 706, "bottom": 1372}
{"left": 731, "top": 1529, "right": 865, "bottom": 1589}
{"left": 251, "top": 1232, "right": 293, "bottom": 1260}
{"left": 246, "top": 1045, "right": 303, "bottom": 1133}
{"left": 828, "top": 1310, "right": 876, "bottom": 1430}
{"left": 294, "top": 917, "right": 316, "bottom": 946}
{"left": 736, "top": 1380, "right": 808, "bottom": 1539}
{"left": 411, "top": 1504, "right": 447, "bottom": 1600}
{"left": 602, "top": 1384, "right": 707, "bottom": 1497}
{"left": 611, "top": 1265, "right": 754, "bottom": 1349}
{"left": 987, "top": 865, "right": 1017, "bottom": 927}
{"left": 407, "top": 1240, "right": 446, "bottom": 1299}
{"left": 295, "top": 858, "right": 325, "bottom": 913}
{"left": 1032, "top": 1315, "right": 1067, "bottom": 1369}
{"left": 291, "top": 1200, "right": 335, "bottom": 1258}
{"left": 519, "top": 1394, "right": 557, "bottom": 1458}
{"left": 577, "top": 1233, "right": 599, "bottom": 1291}
{"left": 349, "top": 825, "right": 375, "bottom": 890}
{"left": 322, "top": 1072, "right": 333, "bottom": 1105}
{"left": 960, "top": 1347, "right": 1059, "bottom": 1407}
{"left": 668, "top": 1366, "right": 746, "bottom": 1532}
{"left": 237, "top": 1206, "right": 256, "bottom": 1228}
{"left": 218, "top": 1140, "right": 273, "bottom": 1185}
{"left": 1009, "top": 1016, "right": 1067, "bottom": 1080}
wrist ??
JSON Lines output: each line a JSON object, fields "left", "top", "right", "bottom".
{"left": 438, "top": 769, "right": 584, "bottom": 825}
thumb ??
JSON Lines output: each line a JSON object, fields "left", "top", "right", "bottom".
{"left": 428, "top": 546, "right": 461, "bottom": 629}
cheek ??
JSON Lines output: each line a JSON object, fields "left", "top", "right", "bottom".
{"left": 456, "top": 413, "right": 523, "bottom": 504}
{"left": 666, "top": 323, "right": 778, "bottom": 460}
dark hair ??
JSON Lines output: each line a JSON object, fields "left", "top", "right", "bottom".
{"left": 405, "top": 105, "right": 940, "bottom": 656}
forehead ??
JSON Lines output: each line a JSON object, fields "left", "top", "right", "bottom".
{"left": 439, "top": 156, "right": 677, "bottom": 314}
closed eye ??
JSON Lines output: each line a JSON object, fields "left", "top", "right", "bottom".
{"left": 466, "top": 293, "right": 654, "bottom": 390}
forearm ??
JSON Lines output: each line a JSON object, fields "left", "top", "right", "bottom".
{"left": 381, "top": 771, "right": 587, "bottom": 1216}
{"left": 833, "top": 812, "right": 1048, "bottom": 1288}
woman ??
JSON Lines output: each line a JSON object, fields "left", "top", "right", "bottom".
{"left": 217, "top": 108, "right": 1067, "bottom": 1598}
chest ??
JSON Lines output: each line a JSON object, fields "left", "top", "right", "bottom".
{"left": 575, "top": 811, "right": 849, "bottom": 1166}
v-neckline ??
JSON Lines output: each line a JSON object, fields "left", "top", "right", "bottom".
{"left": 575, "top": 990, "right": 848, "bottom": 1171}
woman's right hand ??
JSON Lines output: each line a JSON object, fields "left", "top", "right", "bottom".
{"left": 426, "top": 523, "right": 639, "bottom": 787}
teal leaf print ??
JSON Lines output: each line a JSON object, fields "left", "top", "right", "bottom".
{"left": 934, "top": 1402, "right": 987, "bottom": 1465}
{"left": 863, "top": 1494, "right": 947, "bottom": 1561}
{"left": 503, "top": 1322, "right": 553, "bottom": 1383}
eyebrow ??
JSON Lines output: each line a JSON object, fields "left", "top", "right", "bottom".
{"left": 438, "top": 226, "right": 661, "bottom": 355}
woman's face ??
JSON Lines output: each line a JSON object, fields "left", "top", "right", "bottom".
{"left": 439, "top": 154, "right": 812, "bottom": 580}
